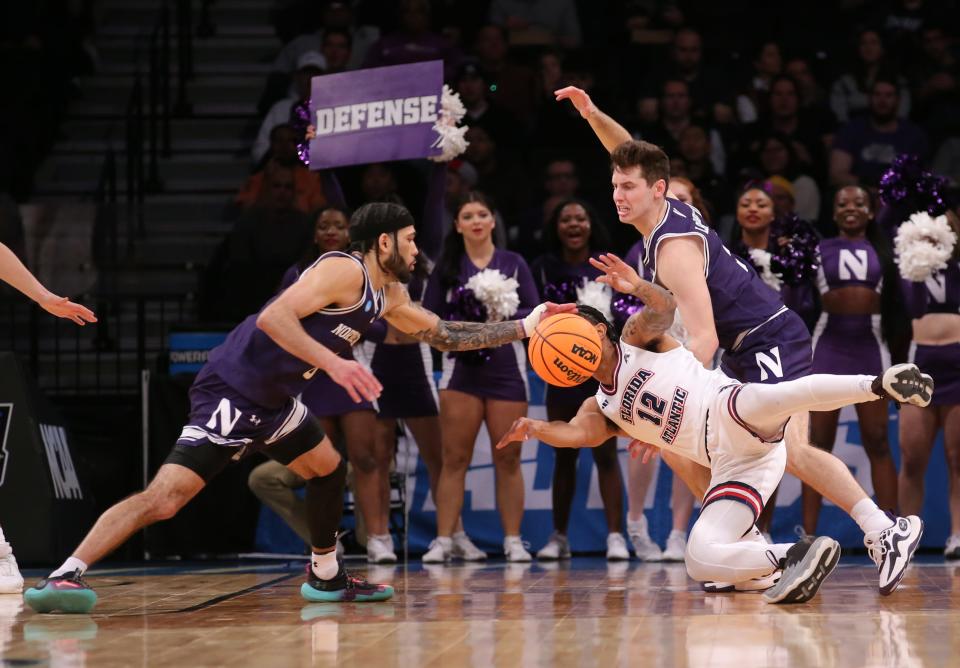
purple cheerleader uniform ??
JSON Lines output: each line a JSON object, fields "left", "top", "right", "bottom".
{"left": 903, "top": 260, "right": 960, "bottom": 405}
{"left": 422, "top": 249, "right": 539, "bottom": 402}
{"left": 365, "top": 275, "right": 440, "bottom": 418}
{"left": 811, "top": 237, "right": 890, "bottom": 375}
{"left": 531, "top": 252, "right": 608, "bottom": 410}
{"left": 627, "top": 199, "right": 812, "bottom": 383}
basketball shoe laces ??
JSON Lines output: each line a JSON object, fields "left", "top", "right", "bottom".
{"left": 865, "top": 531, "right": 888, "bottom": 568}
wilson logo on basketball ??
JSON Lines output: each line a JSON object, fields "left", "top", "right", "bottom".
{"left": 570, "top": 344, "right": 598, "bottom": 364}
{"left": 552, "top": 358, "right": 588, "bottom": 384}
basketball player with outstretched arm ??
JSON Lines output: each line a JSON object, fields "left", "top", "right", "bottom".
{"left": 497, "top": 260, "right": 932, "bottom": 603}
{"left": 0, "top": 242, "right": 96, "bottom": 594}
{"left": 554, "top": 85, "right": 923, "bottom": 594}
{"left": 24, "top": 203, "right": 571, "bottom": 614}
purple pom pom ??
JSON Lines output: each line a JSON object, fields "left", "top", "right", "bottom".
{"left": 611, "top": 293, "right": 643, "bottom": 331}
{"left": 290, "top": 100, "right": 311, "bottom": 166}
{"left": 878, "top": 154, "right": 948, "bottom": 218}
{"left": 769, "top": 214, "right": 820, "bottom": 286}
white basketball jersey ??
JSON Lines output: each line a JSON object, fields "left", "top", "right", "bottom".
{"left": 595, "top": 340, "right": 734, "bottom": 467}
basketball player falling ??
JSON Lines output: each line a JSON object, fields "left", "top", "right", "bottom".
{"left": 0, "top": 242, "right": 97, "bottom": 594}
{"left": 24, "top": 203, "right": 571, "bottom": 613}
{"left": 499, "top": 258, "right": 932, "bottom": 603}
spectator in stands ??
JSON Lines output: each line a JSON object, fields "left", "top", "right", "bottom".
{"left": 359, "top": 163, "right": 399, "bottom": 203}
{"left": 637, "top": 78, "right": 726, "bottom": 176}
{"left": 537, "top": 48, "right": 565, "bottom": 107}
{"left": 252, "top": 51, "right": 324, "bottom": 166}
{"left": 911, "top": 25, "right": 959, "bottom": 142}
{"left": 234, "top": 124, "right": 327, "bottom": 214}
{"left": 271, "top": 0, "right": 378, "bottom": 75}
{"left": 785, "top": 55, "right": 831, "bottom": 115}
{"left": 744, "top": 75, "right": 834, "bottom": 182}
{"left": 677, "top": 123, "right": 730, "bottom": 217}
{"left": 363, "top": 0, "right": 461, "bottom": 76}
{"left": 462, "top": 126, "right": 529, "bottom": 238}
{"left": 488, "top": 0, "right": 582, "bottom": 47}
{"left": 456, "top": 60, "right": 522, "bottom": 149}
{"left": 473, "top": 24, "right": 536, "bottom": 125}
{"left": 755, "top": 131, "right": 821, "bottom": 222}
{"left": 830, "top": 76, "right": 928, "bottom": 188}
{"left": 319, "top": 27, "right": 352, "bottom": 74}
{"left": 736, "top": 41, "right": 783, "bottom": 123}
{"left": 637, "top": 27, "right": 734, "bottom": 126}
{"left": 208, "top": 162, "right": 313, "bottom": 322}
{"left": 830, "top": 28, "right": 911, "bottom": 123}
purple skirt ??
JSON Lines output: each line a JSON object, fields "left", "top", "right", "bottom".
{"left": 911, "top": 342, "right": 960, "bottom": 406}
{"left": 812, "top": 313, "right": 889, "bottom": 376}
{"left": 369, "top": 342, "right": 439, "bottom": 418}
{"left": 439, "top": 341, "right": 528, "bottom": 402}
{"left": 721, "top": 309, "right": 813, "bottom": 384}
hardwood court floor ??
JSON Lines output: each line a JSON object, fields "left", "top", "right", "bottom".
{"left": 2, "top": 557, "right": 959, "bottom": 667}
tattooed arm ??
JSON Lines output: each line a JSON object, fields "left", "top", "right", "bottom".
{"left": 589, "top": 253, "right": 679, "bottom": 350}
{"left": 382, "top": 283, "right": 573, "bottom": 351}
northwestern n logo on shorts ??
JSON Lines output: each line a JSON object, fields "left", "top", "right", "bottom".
{"left": 755, "top": 347, "right": 784, "bottom": 382}
{"left": 206, "top": 398, "right": 243, "bottom": 436}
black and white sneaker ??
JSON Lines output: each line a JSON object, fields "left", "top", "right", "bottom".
{"left": 762, "top": 536, "right": 841, "bottom": 604}
{"left": 864, "top": 514, "right": 924, "bottom": 596}
{"left": 702, "top": 571, "right": 780, "bottom": 593}
{"left": 872, "top": 364, "right": 934, "bottom": 407}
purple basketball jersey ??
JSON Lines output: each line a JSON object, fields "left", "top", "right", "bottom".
{"left": 639, "top": 198, "right": 785, "bottom": 350}
{"left": 205, "top": 251, "right": 385, "bottom": 408}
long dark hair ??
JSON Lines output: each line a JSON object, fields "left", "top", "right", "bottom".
{"left": 298, "top": 205, "right": 352, "bottom": 270}
{"left": 864, "top": 214, "right": 909, "bottom": 348}
{"left": 542, "top": 198, "right": 612, "bottom": 257}
{"left": 439, "top": 191, "right": 497, "bottom": 288}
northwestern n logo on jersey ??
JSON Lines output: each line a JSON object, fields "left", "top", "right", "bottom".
{"left": 925, "top": 272, "right": 947, "bottom": 303}
{"left": 331, "top": 323, "right": 362, "bottom": 345}
{"left": 838, "top": 248, "right": 869, "bottom": 281}
{"left": 0, "top": 403, "right": 12, "bottom": 488}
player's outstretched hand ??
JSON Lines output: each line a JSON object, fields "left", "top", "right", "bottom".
{"left": 495, "top": 417, "right": 535, "bottom": 450}
{"left": 522, "top": 301, "right": 577, "bottom": 337}
{"left": 327, "top": 358, "right": 383, "bottom": 403}
{"left": 628, "top": 439, "right": 659, "bottom": 463}
{"left": 589, "top": 253, "right": 642, "bottom": 294}
{"left": 41, "top": 295, "right": 97, "bottom": 326}
{"left": 554, "top": 86, "right": 597, "bottom": 119}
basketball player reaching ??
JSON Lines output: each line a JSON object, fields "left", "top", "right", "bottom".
{"left": 554, "top": 86, "right": 924, "bottom": 593}
{"left": 0, "top": 242, "right": 96, "bottom": 594}
{"left": 497, "top": 265, "right": 932, "bottom": 602}
{"left": 24, "top": 204, "right": 571, "bottom": 613}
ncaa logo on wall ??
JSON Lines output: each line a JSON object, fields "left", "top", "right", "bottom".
{"left": 0, "top": 403, "right": 12, "bottom": 488}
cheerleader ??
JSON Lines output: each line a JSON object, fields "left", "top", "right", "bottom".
{"left": 530, "top": 199, "right": 629, "bottom": 561}
{"left": 897, "top": 213, "right": 960, "bottom": 558}
{"left": 803, "top": 186, "right": 905, "bottom": 533}
{"left": 421, "top": 192, "right": 540, "bottom": 562}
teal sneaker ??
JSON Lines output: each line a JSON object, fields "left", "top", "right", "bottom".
{"left": 24, "top": 569, "right": 97, "bottom": 614}
{"left": 300, "top": 563, "right": 394, "bottom": 602}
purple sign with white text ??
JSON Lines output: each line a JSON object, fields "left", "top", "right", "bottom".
{"left": 308, "top": 61, "right": 443, "bottom": 169}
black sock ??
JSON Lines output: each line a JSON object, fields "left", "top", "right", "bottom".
{"left": 306, "top": 458, "right": 347, "bottom": 551}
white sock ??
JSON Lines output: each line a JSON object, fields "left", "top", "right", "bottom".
{"left": 852, "top": 498, "right": 893, "bottom": 535}
{"left": 51, "top": 556, "right": 88, "bottom": 578}
{"left": 435, "top": 535, "right": 453, "bottom": 549}
{"left": 668, "top": 529, "right": 687, "bottom": 540}
{"left": 627, "top": 516, "right": 648, "bottom": 535}
{"left": 311, "top": 550, "right": 339, "bottom": 580}
{"left": 504, "top": 534, "right": 522, "bottom": 544}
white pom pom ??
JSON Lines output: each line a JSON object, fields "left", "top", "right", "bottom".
{"left": 466, "top": 268, "right": 520, "bottom": 322}
{"left": 429, "top": 85, "right": 470, "bottom": 162}
{"left": 748, "top": 248, "right": 782, "bottom": 292}
{"left": 575, "top": 280, "right": 613, "bottom": 322}
{"left": 894, "top": 212, "right": 958, "bottom": 281}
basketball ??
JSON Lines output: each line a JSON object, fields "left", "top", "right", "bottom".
{"left": 528, "top": 313, "right": 603, "bottom": 387}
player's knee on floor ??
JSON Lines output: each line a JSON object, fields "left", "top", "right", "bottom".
{"left": 684, "top": 536, "right": 714, "bottom": 582}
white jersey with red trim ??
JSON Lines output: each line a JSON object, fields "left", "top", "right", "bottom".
{"left": 595, "top": 340, "right": 733, "bottom": 467}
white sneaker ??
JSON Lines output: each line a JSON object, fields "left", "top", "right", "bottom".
{"left": 422, "top": 538, "right": 451, "bottom": 564}
{"left": 865, "top": 514, "right": 924, "bottom": 595}
{"left": 703, "top": 571, "right": 780, "bottom": 593}
{"left": 451, "top": 532, "right": 487, "bottom": 561}
{"left": 366, "top": 534, "right": 397, "bottom": 564}
{"left": 537, "top": 532, "right": 571, "bottom": 560}
{"left": 0, "top": 544, "right": 23, "bottom": 594}
{"left": 945, "top": 534, "right": 960, "bottom": 560}
{"left": 661, "top": 530, "right": 687, "bottom": 562}
{"left": 503, "top": 536, "right": 532, "bottom": 562}
{"left": 627, "top": 517, "right": 663, "bottom": 561}
{"left": 875, "top": 364, "right": 934, "bottom": 407}
{"left": 606, "top": 533, "right": 630, "bottom": 561}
